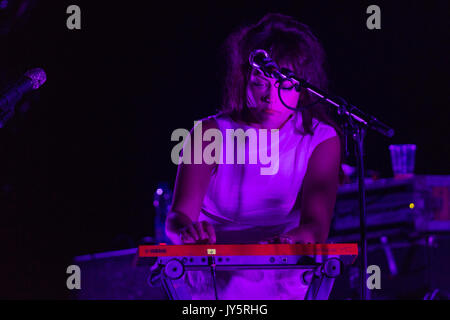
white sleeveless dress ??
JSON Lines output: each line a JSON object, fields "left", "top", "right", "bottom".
{"left": 180, "top": 113, "right": 338, "bottom": 300}
{"left": 199, "top": 112, "right": 337, "bottom": 244}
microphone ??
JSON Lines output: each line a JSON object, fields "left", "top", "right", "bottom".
{"left": 0, "top": 68, "right": 46, "bottom": 128}
{"left": 248, "top": 49, "right": 287, "bottom": 81}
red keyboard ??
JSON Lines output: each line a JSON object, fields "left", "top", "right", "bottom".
{"left": 140, "top": 243, "right": 359, "bottom": 300}
{"left": 138, "top": 243, "right": 358, "bottom": 257}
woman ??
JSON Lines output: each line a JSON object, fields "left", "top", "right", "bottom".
{"left": 166, "top": 13, "right": 342, "bottom": 247}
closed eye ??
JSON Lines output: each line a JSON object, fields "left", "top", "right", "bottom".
{"left": 250, "top": 81, "right": 266, "bottom": 87}
{"left": 280, "top": 80, "right": 295, "bottom": 90}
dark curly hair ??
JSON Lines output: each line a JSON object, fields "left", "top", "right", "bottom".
{"left": 221, "top": 13, "right": 340, "bottom": 134}
{"left": 220, "top": 13, "right": 345, "bottom": 181}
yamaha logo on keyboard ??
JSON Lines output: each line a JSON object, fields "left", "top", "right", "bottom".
{"left": 207, "top": 249, "right": 216, "bottom": 255}
{"left": 149, "top": 248, "right": 167, "bottom": 253}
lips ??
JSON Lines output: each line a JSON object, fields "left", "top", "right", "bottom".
{"left": 263, "top": 109, "right": 280, "bottom": 114}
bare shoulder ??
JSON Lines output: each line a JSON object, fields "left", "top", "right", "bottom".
{"left": 312, "top": 120, "right": 338, "bottom": 139}
{"left": 307, "top": 135, "right": 341, "bottom": 181}
{"left": 192, "top": 114, "right": 220, "bottom": 133}
{"left": 201, "top": 116, "right": 219, "bottom": 131}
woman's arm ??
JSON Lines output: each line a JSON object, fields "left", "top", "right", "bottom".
{"left": 165, "top": 118, "right": 219, "bottom": 244}
{"left": 283, "top": 135, "right": 341, "bottom": 243}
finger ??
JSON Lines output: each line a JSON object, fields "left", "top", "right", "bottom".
{"left": 180, "top": 231, "right": 195, "bottom": 244}
{"left": 268, "top": 236, "right": 291, "bottom": 244}
{"left": 186, "top": 224, "right": 199, "bottom": 241}
{"left": 202, "top": 221, "right": 216, "bottom": 244}
{"left": 278, "top": 237, "right": 287, "bottom": 244}
{"left": 193, "top": 222, "right": 207, "bottom": 240}
{"left": 279, "top": 235, "right": 294, "bottom": 244}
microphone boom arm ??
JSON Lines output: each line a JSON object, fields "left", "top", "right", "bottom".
{"left": 249, "top": 49, "right": 394, "bottom": 137}
{"left": 249, "top": 49, "right": 395, "bottom": 300}
{"left": 292, "top": 76, "right": 394, "bottom": 138}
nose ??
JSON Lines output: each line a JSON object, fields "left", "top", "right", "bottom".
{"left": 261, "top": 81, "right": 279, "bottom": 104}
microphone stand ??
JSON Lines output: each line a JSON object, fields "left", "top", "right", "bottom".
{"left": 0, "top": 100, "right": 16, "bottom": 128}
{"left": 250, "top": 49, "right": 394, "bottom": 299}
{"left": 290, "top": 77, "right": 394, "bottom": 300}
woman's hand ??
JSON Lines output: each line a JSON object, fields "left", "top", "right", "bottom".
{"left": 259, "top": 234, "right": 295, "bottom": 244}
{"left": 260, "top": 226, "right": 321, "bottom": 244}
{"left": 179, "top": 221, "right": 216, "bottom": 244}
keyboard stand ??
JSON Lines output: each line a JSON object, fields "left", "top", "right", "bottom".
{"left": 150, "top": 255, "right": 346, "bottom": 300}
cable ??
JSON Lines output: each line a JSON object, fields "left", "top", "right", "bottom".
{"left": 210, "top": 258, "right": 219, "bottom": 300}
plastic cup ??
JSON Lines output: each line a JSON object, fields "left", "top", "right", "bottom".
{"left": 389, "top": 144, "right": 416, "bottom": 178}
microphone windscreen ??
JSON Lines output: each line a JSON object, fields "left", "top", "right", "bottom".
{"left": 249, "top": 49, "right": 269, "bottom": 68}
{"left": 24, "top": 68, "right": 47, "bottom": 90}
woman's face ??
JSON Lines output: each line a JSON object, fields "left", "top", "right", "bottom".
{"left": 246, "top": 67, "right": 300, "bottom": 126}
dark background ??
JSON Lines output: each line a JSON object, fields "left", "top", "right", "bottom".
{"left": 0, "top": 0, "right": 448, "bottom": 298}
